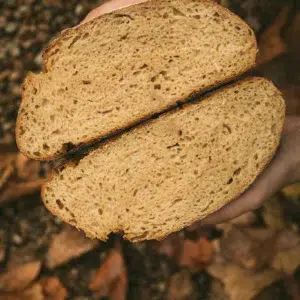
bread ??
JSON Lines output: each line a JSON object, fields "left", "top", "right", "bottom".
{"left": 16, "top": 0, "right": 257, "bottom": 160}
{"left": 42, "top": 78, "right": 285, "bottom": 242}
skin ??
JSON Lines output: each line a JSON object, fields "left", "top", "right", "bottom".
{"left": 82, "top": 0, "right": 300, "bottom": 225}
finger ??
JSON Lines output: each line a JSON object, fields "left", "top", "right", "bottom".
{"left": 82, "top": 0, "right": 148, "bottom": 24}
{"left": 201, "top": 147, "right": 290, "bottom": 225}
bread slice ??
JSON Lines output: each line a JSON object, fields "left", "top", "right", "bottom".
{"left": 16, "top": 0, "right": 257, "bottom": 160}
{"left": 42, "top": 78, "right": 285, "bottom": 242}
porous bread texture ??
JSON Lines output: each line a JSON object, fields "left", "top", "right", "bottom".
{"left": 16, "top": 0, "right": 257, "bottom": 160}
{"left": 42, "top": 78, "right": 285, "bottom": 242}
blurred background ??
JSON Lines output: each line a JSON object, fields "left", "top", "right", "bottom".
{"left": 1, "top": 0, "right": 300, "bottom": 299}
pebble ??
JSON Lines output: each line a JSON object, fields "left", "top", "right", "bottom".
{"left": 5, "top": 22, "right": 17, "bottom": 34}
{"left": 75, "top": 4, "right": 85, "bottom": 16}
{"left": 12, "top": 233, "right": 23, "bottom": 245}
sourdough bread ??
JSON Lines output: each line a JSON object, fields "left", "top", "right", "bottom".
{"left": 16, "top": 0, "right": 257, "bottom": 160}
{"left": 42, "top": 78, "right": 285, "bottom": 242}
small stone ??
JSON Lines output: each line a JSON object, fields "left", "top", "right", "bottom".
{"left": 12, "top": 234, "right": 23, "bottom": 245}
{"left": 5, "top": 22, "right": 17, "bottom": 34}
{"left": 75, "top": 4, "right": 84, "bottom": 16}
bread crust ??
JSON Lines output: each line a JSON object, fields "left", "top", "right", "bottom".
{"left": 41, "top": 77, "right": 285, "bottom": 242}
{"left": 16, "top": 0, "right": 257, "bottom": 161}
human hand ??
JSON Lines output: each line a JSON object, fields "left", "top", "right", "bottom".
{"left": 82, "top": 1, "right": 300, "bottom": 225}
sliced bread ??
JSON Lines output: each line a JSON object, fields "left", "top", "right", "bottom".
{"left": 42, "top": 78, "right": 285, "bottom": 242}
{"left": 16, "top": 0, "right": 257, "bottom": 160}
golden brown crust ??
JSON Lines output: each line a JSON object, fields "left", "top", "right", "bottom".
{"left": 16, "top": 0, "right": 257, "bottom": 161}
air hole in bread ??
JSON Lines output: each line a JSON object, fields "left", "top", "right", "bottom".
{"left": 98, "top": 208, "right": 103, "bottom": 215}
{"left": 56, "top": 199, "right": 64, "bottom": 209}
{"left": 223, "top": 124, "right": 232, "bottom": 134}
{"left": 82, "top": 80, "right": 91, "bottom": 85}
{"left": 227, "top": 178, "right": 233, "bottom": 185}
{"left": 154, "top": 84, "right": 161, "bottom": 90}
{"left": 42, "top": 98, "right": 49, "bottom": 106}
{"left": 234, "top": 168, "right": 241, "bottom": 176}
{"left": 43, "top": 143, "right": 50, "bottom": 150}
{"left": 254, "top": 154, "right": 258, "bottom": 160}
{"left": 33, "top": 151, "right": 41, "bottom": 157}
{"left": 173, "top": 198, "right": 183, "bottom": 204}
{"left": 52, "top": 129, "right": 60, "bottom": 135}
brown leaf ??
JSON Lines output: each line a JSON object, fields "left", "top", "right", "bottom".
{"left": 257, "top": 6, "right": 289, "bottom": 66}
{"left": 0, "top": 152, "right": 44, "bottom": 204}
{"left": 89, "top": 249, "right": 127, "bottom": 300}
{"left": 15, "top": 153, "right": 41, "bottom": 181}
{"left": 0, "top": 180, "right": 44, "bottom": 204}
{"left": 272, "top": 232, "right": 300, "bottom": 275}
{"left": 166, "top": 269, "right": 196, "bottom": 300}
{"left": 220, "top": 227, "right": 276, "bottom": 270}
{"left": 262, "top": 196, "right": 285, "bottom": 230}
{"left": 0, "top": 261, "right": 41, "bottom": 292}
{"left": 209, "top": 279, "right": 230, "bottom": 300}
{"left": 179, "top": 238, "right": 213, "bottom": 272}
{"left": 0, "top": 154, "right": 14, "bottom": 188}
{"left": 41, "top": 277, "right": 68, "bottom": 300}
{"left": 282, "top": 183, "right": 300, "bottom": 199}
{"left": 0, "top": 284, "right": 44, "bottom": 300}
{"left": 151, "top": 232, "right": 183, "bottom": 259}
{"left": 46, "top": 225, "right": 99, "bottom": 269}
{"left": 208, "top": 259, "right": 282, "bottom": 300}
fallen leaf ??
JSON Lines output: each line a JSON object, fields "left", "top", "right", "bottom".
{"left": 0, "top": 261, "right": 41, "bottom": 292}
{"left": 15, "top": 153, "right": 41, "bottom": 181}
{"left": 0, "top": 180, "right": 44, "bottom": 204}
{"left": 229, "top": 212, "right": 257, "bottom": 227}
{"left": 0, "top": 152, "right": 44, "bottom": 204}
{"left": 262, "top": 196, "right": 285, "bottom": 230}
{"left": 89, "top": 249, "right": 127, "bottom": 300}
{"left": 41, "top": 277, "right": 68, "bottom": 300}
{"left": 46, "top": 225, "right": 99, "bottom": 269}
{"left": 275, "top": 230, "right": 300, "bottom": 251}
{"left": 272, "top": 243, "right": 300, "bottom": 275}
{"left": 209, "top": 279, "right": 230, "bottom": 300}
{"left": 166, "top": 269, "right": 196, "bottom": 300}
{"left": 220, "top": 227, "right": 276, "bottom": 270}
{"left": 179, "top": 238, "right": 213, "bottom": 272}
{"left": 0, "top": 284, "right": 44, "bottom": 300}
{"left": 282, "top": 183, "right": 300, "bottom": 199}
{"left": 151, "top": 232, "right": 183, "bottom": 259}
{"left": 208, "top": 259, "right": 282, "bottom": 300}
{"left": 257, "top": 6, "right": 289, "bottom": 66}
{"left": 0, "top": 154, "right": 14, "bottom": 188}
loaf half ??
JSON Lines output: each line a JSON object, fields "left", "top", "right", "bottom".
{"left": 16, "top": 0, "right": 257, "bottom": 160}
{"left": 42, "top": 78, "right": 285, "bottom": 242}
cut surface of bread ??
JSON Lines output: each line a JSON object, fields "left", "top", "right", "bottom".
{"left": 17, "top": 0, "right": 257, "bottom": 160}
{"left": 42, "top": 78, "right": 285, "bottom": 242}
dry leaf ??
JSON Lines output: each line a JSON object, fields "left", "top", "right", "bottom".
{"left": 89, "top": 249, "right": 127, "bottom": 300}
{"left": 15, "top": 153, "right": 41, "bottom": 181}
{"left": 208, "top": 259, "right": 282, "bottom": 300}
{"left": 209, "top": 279, "right": 230, "bottom": 300}
{"left": 166, "top": 269, "right": 196, "bottom": 300}
{"left": 0, "top": 261, "right": 41, "bottom": 292}
{"left": 257, "top": 6, "right": 289, "bottom": 66}
{"left": 0, "top": 154, "right": 14, "bottom": 188}
{"left": 152, "top": 232, "right": 183, "bottom": 258}
{"left": 262, "top": 196, "right": 285, "bottom": 230}
{"left": 0, "top": 180, "right": 44, "bottom": 204}
{"left": 220, "top": 227, "right": 276, "bottom": 270}
{"left": 272, "top": 231, "right": 300, "bottom": 275}
{"left": 179, "top": 238, "right": 213, "bottom": 272}
{"left": 0, "top": 152, "right": 44, "bottom": 204}
{"left": 282, "top": 183, "right": 300, "bottom": 199}
{"left": 46, "top": 225, "right": 99, "bottom": 269}
{"left": 0, "top": 284, "right": 44, "bottom": 300}
{"left": 41, "top": 277, "right": 68, "bottom": 300}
